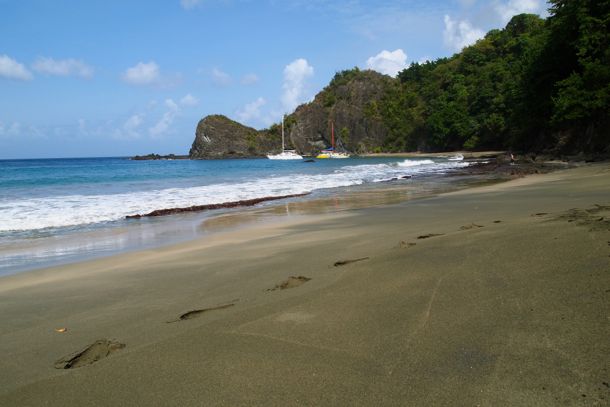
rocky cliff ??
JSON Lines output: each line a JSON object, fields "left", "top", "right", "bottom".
{"left": 189, "top": 115, "right": 278, "bottom": 159}
{"left": 287, "top": 69, "right": 393, "bottom": 155}
{"left": 189, "top": 69, "right": 394, "bottom": 158}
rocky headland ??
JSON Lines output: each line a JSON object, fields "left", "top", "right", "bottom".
{"left": 188, "top": 11, "right": 608, "bottom": 160}
{"left": 189, "top": 70, "right": 392, "bottom": 159}
{"left": 189, "top": 115, "right": 278, "bottom": 159}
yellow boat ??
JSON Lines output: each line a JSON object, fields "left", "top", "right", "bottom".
{"left": 316, "top": 121, "right": 350, "bottom": 159}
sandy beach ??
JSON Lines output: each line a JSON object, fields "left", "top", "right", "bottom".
{"left": 1, "top": 163, "right": 609, "bottom": 406}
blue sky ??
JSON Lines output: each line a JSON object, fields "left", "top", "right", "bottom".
{"left": 0, "top": 0, "right": 549, "bottom": 159}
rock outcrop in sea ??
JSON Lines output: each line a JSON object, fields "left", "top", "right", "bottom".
{"left": 189, "top": 115, "right": 278, "bottom": 159}
{"left": 288, "top": 69, "right": 392, "bottom": 156}
{"left": 189, "top": 69, "right": 392, "bottom": 159}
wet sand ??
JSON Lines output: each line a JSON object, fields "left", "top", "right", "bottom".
{"left": 0, "top": 163, "right": 609, "bottom": 406}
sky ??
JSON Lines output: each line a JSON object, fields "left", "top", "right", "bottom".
{"left": 0, "top": 0, "right": 549, "bottom": 159}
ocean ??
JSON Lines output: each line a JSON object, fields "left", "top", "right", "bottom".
{"left": 0, "top": 156, "right": 473, "bottom": 275}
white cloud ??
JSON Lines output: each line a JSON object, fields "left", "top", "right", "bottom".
{"left": 124, "top": 114, "right": 144, "bottom": 137}
{"left": 149, "top": 99, "right": 179, "bottom": 137}
{"left": 0, "top": 55, "right": 33, "bottom": 81}
{"left": 180, "top": 93, "right": 199, "bottom": 107}
{"left": 236, "top": 97, "right": 266, "bottom": 123}
{"left": 443, "top": 15, "right": 485, "bottom": 52}
{"left": 180, "top": 0, "right": 202, "bottom": 9}
{"left": 241, "top": 73, "right": 260, "bottom": 85}
{"left": 0, "top": 121, "right": 46, "bottom": 139}
{"left": 211, "top": 68, "right": 231, "bottom": 86}
{"left": 32, "top": 57, "right": 93, "bottom": 78}
{"left": 281, "top": 58, "right": 314, "bottom": 112}
{"left": 112, "top": 114, "right": 145, "bottom": 140}
{"left": 495, "top": 0, "right": 545, "bottom": 24}
{"left": 366, "top": 49, "right": 408, "bottom": 77}
{"left": 122, "top": 61, "right": 160, "bottom": 85}
{"left": 8, "top": 122, "right": 21, "bottom": 135}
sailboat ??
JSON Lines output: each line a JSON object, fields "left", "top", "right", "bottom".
{"left": 267, "top": 116, "right": 302, "bottom": 160}
{"left": 316, "top": 121, "right": 350, "bottom": 159}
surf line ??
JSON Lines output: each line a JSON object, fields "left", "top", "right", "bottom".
{"left": 126, "top": 193, "right": 309, "bottom": 219}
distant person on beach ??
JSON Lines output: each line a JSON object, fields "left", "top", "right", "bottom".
{"left": 510, "top": 153, "right": 515, "bottom": 165}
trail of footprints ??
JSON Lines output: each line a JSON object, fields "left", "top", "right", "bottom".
{"left": 56, "top": 204, "right": 609, "bottom": 369}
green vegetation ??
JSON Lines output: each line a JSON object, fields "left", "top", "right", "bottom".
{"left": 375, "top": 1, "right": 609, "bottom": 155}
{"left": 258, "top": 3, "right": 607, "bottom": 157}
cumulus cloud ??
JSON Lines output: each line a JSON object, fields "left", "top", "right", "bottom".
{"left": 112, "top": 114, "right": 145, "bottom": 140}
{"left": 241, "top": 73, "right": 260, "bottom": 85}
{"left": 443, "top": 15, "right": 485, "bottom": 52}
{"left": 366, "top": 49, "right": 408, "bottom": 77}
{"left": 32, "top": 57, "right": 94, "bottom": 78}
{"left": 495, "top": 0, "right": 545, "bottom": 24}
{"left": 0, "top": 121, "right": 21, "bottom": 137}
{"left": 180, "top": 93, "right": 199, "bottom": 107}
{"left": 281, "top": 58, "right": 314, "bottom": 112}
{"left": 236, "top": 97, "right": 266, "bottom": 123}
{"left": 124, "top": 114, "right": 144, "bottom": 138}
{"left": 211, "top": 68, "right": 231, "bottom": 86}
{"left": 0, "top": 121, "right": 45, "bottom": 139}
{"left": 149, "top": 99, "right": 179, "bottom": 137}
{"left": 0, "top": 55, "right": 33, "bottom": 81}
{"left": 122, "top": 61, "right": 160, "bottom": 85}
{"left": 180, "top": 0, "right": 202, "bottom": 9}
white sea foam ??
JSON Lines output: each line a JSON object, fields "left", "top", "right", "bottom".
{"left": 0, "top": 159, "right": 470, "bottom": 232}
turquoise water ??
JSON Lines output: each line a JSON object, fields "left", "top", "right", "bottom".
{"left": 0, "top": 156, "right": 471, "bottom": 274}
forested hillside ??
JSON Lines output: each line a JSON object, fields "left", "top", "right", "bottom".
{"left": 377, "top": 0, "right": 609, "bottom": 155}
{"left": 193, "top": 1, "right": 608, "bottom": 158}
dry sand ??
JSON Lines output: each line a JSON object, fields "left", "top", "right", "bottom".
{"left": 0, "top": 163, "right": 609, "bottom": 406}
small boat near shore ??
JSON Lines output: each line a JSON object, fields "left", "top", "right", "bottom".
{"left": 267, "top": 117, "right": 302, "bottom": 160}
{"left": 316, "top": 121, "right": 350, "bottom": 159}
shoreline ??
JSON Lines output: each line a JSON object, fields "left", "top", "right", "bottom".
{"left": 0, "top": 159, "right": 509, "bottom": 277}
{"left": 1, "top": 163, "right": 608, "bottom": 406}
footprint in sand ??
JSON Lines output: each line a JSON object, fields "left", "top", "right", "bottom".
{"left": 55, "top": 339, "right": 125, "bottom": 369}
{"left": 493, "top": 220, "right": 502, "bottom": 223}
{"left": 267, "top": 276, "right": 311, "bottom": 291}
{"left": 399, "top": 241, "right": 416, "bottom": 249}
{"left": 417, "top": 233, "right": 445, "bottom": 239}
{"left": 459, "top": 223, "right": 484, "bottom": 230}
{"left": 168, "top": 303, "right": 236, "bottom": 323}
{"left": 334, "top": 257, "right": 370, "bottom": 267}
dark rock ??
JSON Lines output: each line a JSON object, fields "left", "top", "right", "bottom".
{"left": 288, "top": 70, "right": 393, "bottom": 156}
{"left": 189, "top": 115, "right": 278, "bottom": 159}
{"left": 188, "top": 70, "right": 394, "bottom": 159}
{"left": 131, "top": 153, "right": 188, "bottom": 160}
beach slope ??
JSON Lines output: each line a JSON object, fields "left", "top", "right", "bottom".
{"left": 1, "top": 164, "right": 609, "bottom": 406}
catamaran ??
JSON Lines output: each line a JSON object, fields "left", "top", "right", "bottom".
{"left": 316, "top": 121, "right": 350, "bottom": 159}
{"left": 267, "top": 116, "right": 302, "bottom": 160}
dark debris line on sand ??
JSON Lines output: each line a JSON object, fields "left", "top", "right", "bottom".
{"left": 126, "top": 193, "right": 309, "bottom": 219}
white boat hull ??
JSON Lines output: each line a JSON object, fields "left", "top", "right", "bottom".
{"left": 267, "top": 151, "right": 303, "bottom": 160}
